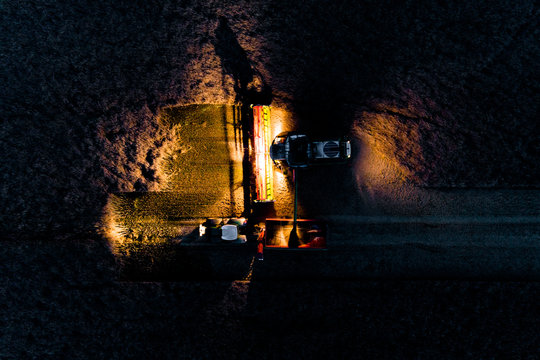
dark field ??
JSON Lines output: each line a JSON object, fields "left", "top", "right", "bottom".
{"left": 1, "top": 0, "right": 539, "bottom": 235}
{"left": 1, "top": 238, "right": 539, "bottom": 359}
{"left": 1, "top": 0, "right": 539, "bottom": 358}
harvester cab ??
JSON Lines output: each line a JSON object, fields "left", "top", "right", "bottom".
{"left": 270, "top": 132, "right": 351, "bottom": 168}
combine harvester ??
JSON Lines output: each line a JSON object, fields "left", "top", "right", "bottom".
{"left": 199, "top": 105, "right": 346, "bottom": 254}
{"left": 251, "top": 105, "right": 332, "bottom": 255}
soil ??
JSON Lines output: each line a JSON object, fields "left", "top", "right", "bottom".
{"left": 1, "top": 1, "right": 539, "bottom": 357}
{"left": 1, "top": 0, "right": 538, "bottom": 236}
{"left": 1, "top": 238, "right": 539, "bottom": 359}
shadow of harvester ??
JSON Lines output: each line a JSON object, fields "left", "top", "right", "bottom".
{"left": 213, "top": 16, "right": 275, "bottom": 217}
{"left": 214, "top": 16, "right": 272, "bottom": 106}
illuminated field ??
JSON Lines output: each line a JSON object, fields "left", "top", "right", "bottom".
{"left": 106, "top": 104, "right": 246, "bottom": 244}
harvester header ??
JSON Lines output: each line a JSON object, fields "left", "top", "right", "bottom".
{"left": 252, "top": 105, "right": 274, "bottom": 202}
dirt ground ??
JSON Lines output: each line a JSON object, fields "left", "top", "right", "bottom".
{"left": 1, "top": 1, "right": 539, "bottom": 357}
{"left": 1, "top": 0, "right": 538, "bottom": 236}
{"left": 1, "top": 238, "right": 539, "bottom": 359}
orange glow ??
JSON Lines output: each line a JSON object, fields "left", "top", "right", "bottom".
{"left": 100, "top": 198, "right": 127, "bottom": 250}
{"left": 264, "top": 218, "right": 326, "bottom": 249}
{"left": 107, "top": 224, "right": 127, "bottom": 245}
{"left": 253, "top": 105, "right": 274, "bottom": 202}
{"left": 353, "top": 110, "right": 418, "bottom": 189}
